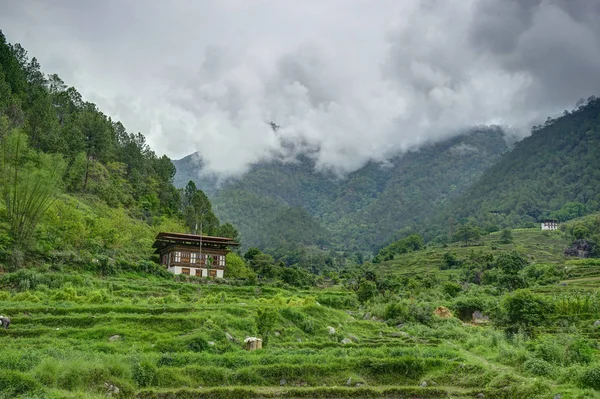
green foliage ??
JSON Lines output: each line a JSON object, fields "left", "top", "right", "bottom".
{"left": 0, "top": 129, "right": 65, "bottom": 248}
{"left": 0, "top": 369, "right": 40, "bottom": 397}
{"left": 452, "top": 224, "right": 482, "bottom": 246}
{"left": 176, "top": 129, "right": 508, "bottom": 251}
{"left": 445, "top": 99, "right": 600, "bottom": 232}
{"left": 442, "top": 281, "right": 462, "bottom": 297}
{"left": 523, "top": 358, "right": 554, "bottom": 377}
{"left": 579, "top": 365, "right": 600, "bottom": 390}
{"left": 500, "top": 290, "right": 553, "bottom": 334}
{"left": 224, "top": 253, "right": 254, "bottom": 279}
{"left": 255, "top": 306, "right": 278, "bottom": 346}
{"left": 373, "top": 234, "right": 424, "bottom": 263}
{"left": 573, "top": 225, "right": 590, "bottom": 240}
{"left": 132, "top": 360, "right": 158, "bottom": 388}
{"left": 441, "top": 252, "right": 463, "bottom": 270}
{"left": 356, "top": 280, "right": 378, "bottom": 304}
{"left": 186, "top": 335, "right": 209, "bottom": 353}
{"left": 181, "top": 180, "right": 220, "bottom": 235}
{"left": 499, "top": 228, "right": 513, "bottom": 244}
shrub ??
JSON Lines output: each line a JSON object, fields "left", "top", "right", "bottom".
{"left": 523, "top": 358, "right": 554, "bottom": 376}
{"left": 580, "top": 364, "right": 600, "bottom": 390}
{"left": 565, "top": 338, "right": 595, "bottom": 365}
{"left": 385, "top": 302, "right": 409, "bottom": 321}
{"left": 356, "top": 280, "right": 378, "bottom": 303}
{"left": 499, "top": 229, "right": 513, "bottom": 244}
{"left": 442, "top": 281, "right": 462, "bottom": 297}
{"left": 256, "top": 306, "right": 278, "bottom": 346}
{"left": 132, "top": 360, "right": 158, "bottom": 388}
{"left": 0, "top": 369, "right": 40, "bottom": 397}
{"left": 186, "top": 335, "right": 209, "bottom": 352}
{"left": 500, "top": 290, "right": 553, "bottom": 334}
{"left": 441, "top": 252, "right": 463, "bottom": 270}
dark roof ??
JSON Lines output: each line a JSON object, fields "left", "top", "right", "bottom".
{"left": 152, "top": 232, "right": 239, "bottom": 252}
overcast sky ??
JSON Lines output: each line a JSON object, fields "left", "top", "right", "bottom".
{"left": 1, "top": 0, "right": 599, "bottom": 177}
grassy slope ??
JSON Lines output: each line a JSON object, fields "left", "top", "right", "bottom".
{"left": 377, "top": 229, "right": 571, "bottom": 278}
{"left": 1, "top": 228, "right": 599, "bottom": 398}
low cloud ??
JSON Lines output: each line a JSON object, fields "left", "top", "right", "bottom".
{"left": 1, "top": 0, "right": 599, "bottom": 178}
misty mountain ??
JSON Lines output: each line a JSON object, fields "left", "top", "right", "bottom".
{"left": 174, "top": 127, "right": 509, "bottom": 251}
{"left": 443, "top": 97, "right": 600, "bottom": 229}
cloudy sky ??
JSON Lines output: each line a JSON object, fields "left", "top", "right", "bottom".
{"left": 1, "top": 0, "right": 599, "bottom": 177}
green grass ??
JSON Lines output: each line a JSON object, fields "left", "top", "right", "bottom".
{"left": 1, "top": 228, "right": 600, "bottom": 398}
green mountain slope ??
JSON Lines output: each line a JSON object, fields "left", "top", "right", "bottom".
{"left": 445, "top": 97, "right": 600, "bottom": 230}
{"left": 175, "top": 128, "right": 509, "bottom": 251}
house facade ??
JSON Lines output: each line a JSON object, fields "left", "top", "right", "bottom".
{"left": 152, "top": 232, "right": 239, "bottom": 278}
{"left": 540, "top": 220, "right": 558, "bottom": 231}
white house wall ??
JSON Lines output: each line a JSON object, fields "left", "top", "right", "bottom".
{"left": 167, "top": 266, "right": 224, "bottom": 278}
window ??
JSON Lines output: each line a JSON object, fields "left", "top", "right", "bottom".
{"left": 173, "top": 251, "right": 181, "bottom": 263}
{"left": 182, "top": 268, "right": 190, "bottom": 276}
{"left": 196, "top": 269, "right": 202, "bottom": 276}
{"left": 190, "top": 252, "right": 197, "bottom": 264}
{"left": 209, "top": 269, "right": 217, "bottom": 277}
{"left": 219, "top": 255, "right": 226, "bottom": 266}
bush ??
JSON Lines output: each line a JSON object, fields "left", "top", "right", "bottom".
{"left": 441, "top": 252, "right": 463, "bottom": 270}
{"left": 523, "top": 358, "right": 554, "bottom": 376}
{"left": 356, "top": 280, "right": 378, "bottom": 303}
{"left": 442, "top": 281, "right": 462, "bottom": 297}
{"left": 580, "top": 364, "right": 600, "bottom": 390}
{"left": 186, "top": 335, "right": 209, "bottom": 352}
{"left": 499, "top": 229, "right": 513, "bottom": 244}
{"left": 0, "top": 369, "right": 40, "bottom": 397}
{"left": 501, "top": 290, "right": 553, "bottom": 334}
{"left": 565, "top": 338, "right": 595, "bottom": 365}
{"left": 132, "top": 360, "right": 158, "bottom": 388}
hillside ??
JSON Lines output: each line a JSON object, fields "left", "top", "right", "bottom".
{"left": 175, "top": 128, "right": 509, "bottom": 251}
{"left": 1, "top": 224, "right": 600, "bottom": 398}
{"left": 444, "top": 97, "right": 600, "bottom": 230}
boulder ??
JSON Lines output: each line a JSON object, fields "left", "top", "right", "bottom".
{"left": 564, "top": 239, "right": 594, "bottom": 258}
{"left": 472, "top": 311, "right": 490, "bottom": 324}
{"left": 280, "top": 378, "right": 287, "bottom": 386}
{"left": 225, "top": 332, "right": 235, "bottom": 342}
{"left": 434, "top": 306, "right": 453, "bottom": 318}
{"left": 346, "top": 378, "right": 352, "bottom": 387}
{"left": 108, "top": 335, "right": 121, "bottom": 342}
{"left": 363, "top": 312, "right": 371, "bottom": 320}
{"left": 420, "top": 381, "right": 427, "bottom": 388}
{"left": 347, "top": 334, "right": 359, "bottom": 342}
{"left": 327, "top": 326, "right": 336, "bottom": 335}
{"left": 594, "top": 320, "right": 600, "bottom": 328}
{"left": 341, "top": 338, "right": 352, "bottom": 344}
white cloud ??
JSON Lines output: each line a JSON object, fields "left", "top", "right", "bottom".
{"left": 1, "top": 0, "right": 599, "bottom": 177}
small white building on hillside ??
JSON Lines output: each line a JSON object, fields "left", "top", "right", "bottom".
{"left": 541, "top": 220, "right": 558, "bottom": 231}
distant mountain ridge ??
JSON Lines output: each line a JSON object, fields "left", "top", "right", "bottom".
{"left": 174, "top": 127, "right": 510, "bottom": 251}
{"left": 442, "top": 97, "right": 600, "bottom": 230}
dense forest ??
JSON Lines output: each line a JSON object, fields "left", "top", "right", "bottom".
{"left": 175, "top": 128, "right": 509, "bottom": 252}
{"left": 176, "top": 97, "right": 600, "bottom": 255}
{"left": 439, "top": 97, "right": 600, "bottom": 231}
{"left": 0, "top": 31, "right": 236, "bottom": 266}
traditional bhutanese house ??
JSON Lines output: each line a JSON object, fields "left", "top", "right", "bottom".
{"left": 540, "top": 219, "right": 559, "bottom": 231}
{"left": 153, "top": 232, "right": 239, "bottom": 278}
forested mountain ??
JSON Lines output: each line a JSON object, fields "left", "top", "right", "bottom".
{"left": 175, "top": 128, "right": 510, "bottom": 251}
{"left": 441, "top": 97, "right": 600, "bottom": 232}
{"left": 0, "top": 31, "right": 235, "bottom": 264}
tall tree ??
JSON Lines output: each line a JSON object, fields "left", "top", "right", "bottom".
{"left": 181, "top": 180, "right": 219, "bottom": 235}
